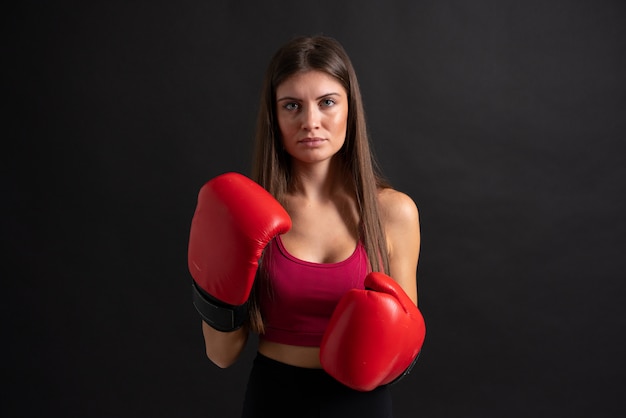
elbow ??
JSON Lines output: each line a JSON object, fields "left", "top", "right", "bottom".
{"left": 205, "top": 348, "right": 238, "bottom": 369}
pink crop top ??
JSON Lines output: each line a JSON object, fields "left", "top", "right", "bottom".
{"left": 259, "top": 235, "right": 370, "bottom": 347}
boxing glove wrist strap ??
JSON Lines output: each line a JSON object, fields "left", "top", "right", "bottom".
{"left": 388, "top": 351, "right": 421, "bottom": 386}
{"left": 191, "top": 281, "right": 248, "bottom": 332}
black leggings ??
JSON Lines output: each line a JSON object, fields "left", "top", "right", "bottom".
{"left": 241, "top": 352, "right": 393, "bottom": 418}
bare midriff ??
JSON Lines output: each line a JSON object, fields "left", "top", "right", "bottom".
{"left": 258, "top": 339, "right": 322, "bottom": 369}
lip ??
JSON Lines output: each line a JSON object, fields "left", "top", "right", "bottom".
{"left": 298, "top": 137, "right": 326, "bottom": 145}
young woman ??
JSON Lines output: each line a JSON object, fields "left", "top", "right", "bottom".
{"left": 190, "top": 35, "right": 423, "bottom": 418}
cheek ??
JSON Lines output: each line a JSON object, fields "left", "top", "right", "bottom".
{"left": 277, "top": 115, "right": 296, "bottom": 138}
{"left": 333, "top": 109, "right": 349, "bottom": 134}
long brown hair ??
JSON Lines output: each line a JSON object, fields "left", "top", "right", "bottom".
{"left": 248, "top": 35, "right": 390, "bottom": 333}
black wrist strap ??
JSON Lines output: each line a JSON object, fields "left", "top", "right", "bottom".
{"left": 389, "top": 351, "right": 421, "bottom": 387}
{"left": 191, "top": 281, "right": 248, "bottom": 332}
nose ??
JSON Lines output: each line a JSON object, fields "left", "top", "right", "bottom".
{"left": 301, "top": 105, "right": 320, "bottom": 131}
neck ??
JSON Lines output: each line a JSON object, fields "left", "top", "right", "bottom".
{"left": 290, "top": 158, "right": 348, "bottom": 201}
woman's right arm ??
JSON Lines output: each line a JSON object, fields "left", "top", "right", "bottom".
{"left": 188, "top": 173, "right": 291, "bottom": 368}
{"left": 201, "top": 322, "right": 249, "bottom": 368}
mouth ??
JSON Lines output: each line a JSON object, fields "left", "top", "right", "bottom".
{"left": 298, "top": 137, "right": 326, "bottom": 144}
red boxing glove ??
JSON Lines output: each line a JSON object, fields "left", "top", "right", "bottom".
{"left": 320, "top": 272, "right": 426, "bottom": 391}
{"left": 188, "top": 172, "right": 291, "bottom": 331}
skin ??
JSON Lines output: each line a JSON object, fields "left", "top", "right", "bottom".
{"left": 202, "top": 70, "right": 420, "bottom": 369}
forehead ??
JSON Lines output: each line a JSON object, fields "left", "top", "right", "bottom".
{"left": 276, "top": 70, "right": 346, "bottom": 98}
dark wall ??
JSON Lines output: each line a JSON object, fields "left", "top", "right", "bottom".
{"left": 6, "top": 1, "right": 626, "bottom": 417}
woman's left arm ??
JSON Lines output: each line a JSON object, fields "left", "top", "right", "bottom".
{"left": 379, "top": 188, "right": 421, "bottom": 306}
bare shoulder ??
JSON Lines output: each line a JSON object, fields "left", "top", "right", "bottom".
{"left": 377, "top": 187, "right": 419, "bottom": 227}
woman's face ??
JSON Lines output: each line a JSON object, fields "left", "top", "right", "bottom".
{"left": 275, "top": 70, "right": 348, "bottom": 166}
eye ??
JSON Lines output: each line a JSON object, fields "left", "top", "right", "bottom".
{"left": 320, "top": 98, "right": 336, "bottom": 107}
{"left": 283, "top": 102, "right": 300, "bottom": 111}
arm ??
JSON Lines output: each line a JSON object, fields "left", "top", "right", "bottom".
{"left": 319, "top": 188, "right": 424, "bottom": 391}
{"left": 201, "top": 322, "right": 249, "bottom": 368}
{"left": 378, "top": 188, "right": 421, "bottom": 305}
{"left": 188, "top": 172, "right": 292, "bottom": 368}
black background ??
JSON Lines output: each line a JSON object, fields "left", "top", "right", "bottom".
{"left": 5, "top": 1, "right": 626, "bottom": 417}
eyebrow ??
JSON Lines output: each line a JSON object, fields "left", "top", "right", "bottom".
{"left": 276, "top": 92, "right": 342, "bottom": 102}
